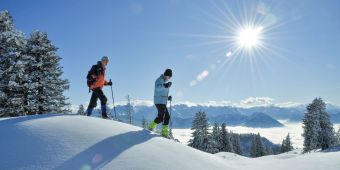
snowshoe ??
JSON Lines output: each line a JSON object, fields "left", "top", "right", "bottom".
{"left": 148, "top": 121, "right": 157, "bottom": 131}
{"left": 161, "top": 125, "right": 169, "bottom": 138}
{"left": 102, "top": 114, "right": 109, "bottom": 119}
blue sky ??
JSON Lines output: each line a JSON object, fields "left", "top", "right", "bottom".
{"left": 1, "top": 0, "right": 340, "bottom": 106}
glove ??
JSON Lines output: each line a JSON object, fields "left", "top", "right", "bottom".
{"left": 106, "top": 80, "right": 113, "bottom": 86}
{"left": 164, "top": 82, "right": 172, "bottom": 88}
{"left": 168, "top": 96, "right": 172, "bottom": 101}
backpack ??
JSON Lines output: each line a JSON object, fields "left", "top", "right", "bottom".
{"left": 86, "top": 64, "right": 98, "bottom": 88}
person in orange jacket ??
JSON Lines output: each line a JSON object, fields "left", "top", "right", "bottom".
{"left": 85, "top": 56, "right": 112, "bottom": 118}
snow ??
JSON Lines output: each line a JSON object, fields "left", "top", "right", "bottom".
{"left": 216, "top": 149, "right": 340, "bottom": 170}
{"left": 1, "top": 114, "right": 339, "bottom": 170}
{"left": 0, "top": 114, "right": 233, "bottom": 170}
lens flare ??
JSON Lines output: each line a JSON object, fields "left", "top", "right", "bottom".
{"left": 237, "top": 26, "right": 264, "bottom": 49}
{"left": 92, "top": 154, "right": 103, "bottom": 164}
{"left": 172, "top": 1, "right": 290, "bottom": 88}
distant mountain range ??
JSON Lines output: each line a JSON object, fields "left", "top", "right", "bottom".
{"left": 88, "top": 103, "right": 340, "bottom": 128}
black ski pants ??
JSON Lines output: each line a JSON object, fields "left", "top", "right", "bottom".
{"left": 88, "top": 87, "right": 107, "bottom": 109}
{"left": 153, "top": 104, "right": 170, "bottom": 125}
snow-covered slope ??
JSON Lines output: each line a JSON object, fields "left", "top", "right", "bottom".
{"left": 0, "top": 114, "right": 233, "bottom": 170}
{"left": 1, "top": 114, "right": 339, "bottom": 170}
{"left": 216, "top": 149, "right": 340, "bottom": 170}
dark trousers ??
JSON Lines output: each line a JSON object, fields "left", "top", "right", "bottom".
{"left": 153, "top": 104, "right": 170, "bottom": 125}
{"left": 88, "top": 87, "right": 107, "bottom": 113}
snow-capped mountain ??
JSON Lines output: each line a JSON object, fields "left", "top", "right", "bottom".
{"left": 242, "top": 112, "right": 284, "bottom": 128}
{"left": 98, "top": 103, "right": 340, "bottom": 128}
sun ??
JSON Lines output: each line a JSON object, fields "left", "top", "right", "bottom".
{"left": 237, "top": 26, "right": 264, "bottom": 49}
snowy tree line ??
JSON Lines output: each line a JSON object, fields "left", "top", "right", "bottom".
{"left": 188, "top": 111, "right": 292, "bottom": 157}
{"left": 302, "top": 98, "right": 337, "bottom": 152}
{"left": 0, "top": 10, "right": 69, "bottom": 117}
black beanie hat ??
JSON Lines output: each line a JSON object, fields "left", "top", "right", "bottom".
{"left": 164, "top": 69, "right": 172, "bottom": 77}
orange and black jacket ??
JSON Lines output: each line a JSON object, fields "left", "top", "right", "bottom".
{"left": 87, "top": 61, "right": 108, "bottom": 90}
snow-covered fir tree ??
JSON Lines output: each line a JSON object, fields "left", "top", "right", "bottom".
{"left": 249, "top": 133, "right": 266, "bottom": 157}
{"left": 317, "top": 99, "right": 335, "bottom": 150}
{"left": 26, "top": 30, "right": 70, "bottom": 114}
{"left": 208, "top": 122, "right": 221, "bottom": 154}
{"left": 249, "top": 135, "right": 257, "bottom": 157}
{"left": 302, "top": 98, "right": 334, "bottom": 152}
{"left": 231, "top": 132, "right": 243, "bottom": 155}
{"left": 77, "top": 104, "right": 85, "bottom": 115}
{"left": 0, "top": 10, "right": 30, "bottom": 117}
{"left": 188, "top": 111, "right": 210, "bottom": 152}
{"left": 220, "top": 123, "right": 234, "bottom": 153}
{"left": 302, "top": 99, "right": 321, "bottom": 152}
{"left": 280, "top": 133, "right": 293, "bottom": 153}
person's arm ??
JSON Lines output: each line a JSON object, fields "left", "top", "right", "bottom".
{"left": 164, "top": 82, "right": 172, "bottom": 88}
{"left": 104, "top": 80, "right": 112, "bottom": 86}
{"left": 155, "top": 78, "right": 166, "bottom": 92}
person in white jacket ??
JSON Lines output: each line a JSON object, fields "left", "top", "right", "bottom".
{"left": 148, "top": 69, "right": 173, "bottom": 138}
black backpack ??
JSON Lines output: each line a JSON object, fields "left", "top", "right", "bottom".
{"left": 86, "top": 64, "right": 99, "bottom": 88}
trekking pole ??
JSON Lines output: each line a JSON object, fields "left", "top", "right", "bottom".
{"left": 169, "top": 97, "right": 173, "bottom": 134}
{"left": 109, "top": 79, "right": 117, "bottom": 119}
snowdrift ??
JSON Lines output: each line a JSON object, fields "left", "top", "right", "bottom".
{"left": 0, "top": 114, "right": 339, "bottom": 170}
{"left": 0, "top": 114, "right": 233, "bottom": 170}
{"left": 216, "top": 149, "right": 340, "bottom": 170}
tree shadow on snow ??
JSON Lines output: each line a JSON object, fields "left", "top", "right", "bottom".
{"left": 320, "top": 146, "right": 340, "bottom": 153}
{"left": 55, "top": 129, "right": 158, "bottom": 170}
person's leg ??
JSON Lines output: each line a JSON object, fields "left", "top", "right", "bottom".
{"left": 160, "top": 105, "right": 170, "bottom": 137}
{"left": 153, "top": 104, "right": 166, "bottom": 124}
{"left": 162, "top": 106, "right": 170, "bottom": 125}
{"left": 148, "top": 104, "right": 164, "bottom": 131}
{"left": 86, "top": 89, "right": 99, "bottom": 116}
{"left": 97, "top": 88, "right": 108, "bottom": 118}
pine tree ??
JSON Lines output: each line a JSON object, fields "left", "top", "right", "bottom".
{"left": 302, "top": 99, "right": 321, "bottom": 152}
{"left": 280, "top": 139, "right": 286, "bottom": 153}
{"left": 302, "top": 98, "right": 335, "bottom": 152}
{"left": 209, "top": 122, "right": 221, "bottom": 154}
{"left": 77, "top": 104, "right": 85, "bottom": 115}
{"left": 231, "top": 133, "right": 243, "bottom": 155}
{"left": 317, "top": 99, "right": 335, "bottom": 150}
{"left": 285, "top": 133, "right": 294, "bottom": 151}
{"left": 280, "top": 133, "right": 293, "bottom": 153}
{"left": 0, "top": 10, "right": 30, "bottom": 117}
{"left": 125, "top": 95, "right": 134, "bottom": 124}
{"left": 26, "top": 30, "right": 70, "bottom": 114}
{"left": 249, "top": 135, "right": 257, "bottom": 157}
{"left": 250, "top": 133, "right": 266, "bottom": 157}
{"left": 188, "top": 111, "right": 210, "bottom": 152}
{"left": 205, "top": 137, "right": 219, "bottom": 154}
{"left": 220, "top": 123, "right": 234, "bottom": 153}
